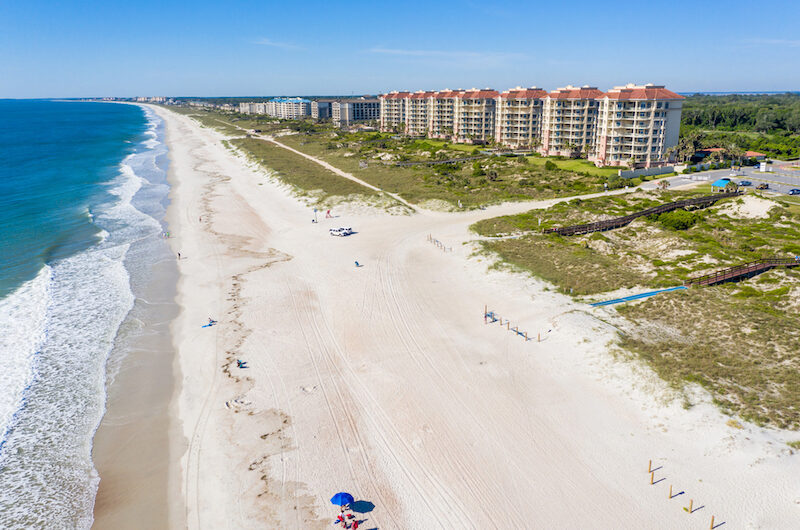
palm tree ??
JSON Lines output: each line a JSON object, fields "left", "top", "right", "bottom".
{"left": 725, "top": 143, "right": 745, "bottom": 167}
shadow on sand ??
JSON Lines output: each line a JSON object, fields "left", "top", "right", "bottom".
{"left": 350, "top": 500, "right": 375, "bottom": 513}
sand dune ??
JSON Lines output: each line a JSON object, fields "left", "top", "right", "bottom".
{"left": 153, "top": 105, "right": 800, "bottom": 529}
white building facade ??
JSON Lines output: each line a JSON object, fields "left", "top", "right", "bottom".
{"left": 592, "top": 84, "right": 684, "bottom": 167}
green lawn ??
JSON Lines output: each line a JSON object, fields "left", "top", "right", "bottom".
{"left": 526, "top": 156, "right": 621, "bottom": 177}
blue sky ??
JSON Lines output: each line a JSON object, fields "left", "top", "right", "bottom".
{"left": 1, "top": 0, "right": 798, "bottom": 98}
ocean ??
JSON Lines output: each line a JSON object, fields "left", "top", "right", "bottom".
{"left": 0, "top": 100, "right": 173, "bottom": 527}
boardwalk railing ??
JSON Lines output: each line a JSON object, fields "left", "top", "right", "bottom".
{"left": 388, "top": 155, "right": 485, "bottom": 167}
{"left": 543, "top": 191, "right": 743, "bottom": 236}
{"left": 684, "top": 258, "right": 800, "bottom": 287}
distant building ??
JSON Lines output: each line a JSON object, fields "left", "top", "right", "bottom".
{"left": 406, "top": 91, "right": 435, "bottom": 136}
{"left": 540, "top": 85, "right": 604, "bottom": 157}
{"left": 312, "top": 100, "right": 332, "bottom": 120}
{"left": 379, "top": 91, "right": 410, "bottom": 132}
{"left": 429, "top": 90, "right": 461, "bottom": 139}
{"left": 332, "top": 98, "right": 380, "bottom": 127}
{"left": 593, "top": 84, "right": 684, "bottom": 167}
{"left": 454, "top": 89, "right": 499, "bottom": 144}
{"left": 268, "top": 97, "right": 311, "bottom": 119}
{"left": 378, "top": 81, "right": 685, "bottom": 167}
{"left": 495, "top": 87, "right": 546, "bottom": 149}
{"left": 695, "top": 148, "right": 765, "bottom": 161}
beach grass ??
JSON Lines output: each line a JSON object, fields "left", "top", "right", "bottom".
{"left": 616, "top": 280, "right": 800, "bottom": 429}
{"left": 230, "top": 138, "right": 380, "bottom": 202}
{"left": 474, "top": 188, "right": 800, "bottom": 428}
{"left": 276, "top": 131, "right": 624, "bottom": 208}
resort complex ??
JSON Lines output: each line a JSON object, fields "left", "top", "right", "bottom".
{"left": 240, "top": 96, "right": 379, "bottom": 127}
{"left": 380, "top": 83, "right": 684, "bottom": 167}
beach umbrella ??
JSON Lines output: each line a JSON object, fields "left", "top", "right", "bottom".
{"left": 330, "top": 492, "right": 355, "bottom": 506}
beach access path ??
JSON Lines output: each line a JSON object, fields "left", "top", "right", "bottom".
{"left": 152, "top": 105, "right": 800, "bottom": 529}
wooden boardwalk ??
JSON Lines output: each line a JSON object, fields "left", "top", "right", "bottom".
{"left": 684, "top": 257, "right": 800, "bottom": 286}
{"left": 543, "top": 191, "right": 743, "bottom": 236}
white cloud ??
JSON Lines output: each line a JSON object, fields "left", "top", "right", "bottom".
{"left": 253, "top": 37, "right": 303, "bottom": 50}
{"left": 745, "top": 38, "right": 800, "bottom": 48}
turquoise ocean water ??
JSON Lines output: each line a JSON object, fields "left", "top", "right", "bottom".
{"left": 0, "top": 100, "right": 172, "bottom": 527}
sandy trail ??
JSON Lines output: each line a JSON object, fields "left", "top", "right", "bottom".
{"left": 154, "top": 105, "right": 800, "bottom": 530}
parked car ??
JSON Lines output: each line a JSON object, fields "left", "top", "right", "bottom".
{"left": 756, "top": 183, "right": 769, "bottom": 190}
{"left": 329, "top": 227, "right": 353, "bottom": 236}
{"left": 789, "top": 189, "right": 800, "bottom": 195}
{"left": 738, "top": 180, "right": 752, "bottom": 186}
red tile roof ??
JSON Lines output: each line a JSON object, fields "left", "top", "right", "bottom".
{"left": 434, "top": 90, "right": 464, "bottom": 99}
{"left": 546, "top": 87, "right": 605, "bottom": 99}
{"left": 602, "top": 87, "right": 684, "bottom": 100}
{"left": 379, "top": 92, "right": 411, "bottom": 100}
{"left": 699, "top": 148, "right": 765, "bottom": 157}
{"left": 410, "top": 91, "right": 436, "bottom": 99}
{"left": 500, "top": 88, "right": 547, "bottom": 99}
{"left": 459, "top": 89, "right": 499, "bottom": 99}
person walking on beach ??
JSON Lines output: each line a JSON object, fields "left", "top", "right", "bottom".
{"left": 326, "top": 209, "right": 332, "bottom": 218}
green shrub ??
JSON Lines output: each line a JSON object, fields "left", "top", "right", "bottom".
{"left": 657, "top": 209, "right": 701, "bottom": 230}
{"left": 544, "top": 160, "right": 558, "bottom": 171}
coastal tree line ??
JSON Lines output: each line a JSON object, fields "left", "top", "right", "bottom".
{"left": 680, "top": 93, "right": 800, "bottom": 159}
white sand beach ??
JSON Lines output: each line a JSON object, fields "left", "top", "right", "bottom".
{"left": 151, "top": 104, "right": 800, "bottom": 529}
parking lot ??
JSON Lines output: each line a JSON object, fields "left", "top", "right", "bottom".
{"left": 657, "top": 163, "right": 800, "bottom": 195}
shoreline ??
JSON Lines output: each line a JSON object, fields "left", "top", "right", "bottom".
{"left": 92, "top": 105, "right": 184, "bottom": 528}
{"left": 109, "top": 104, "right": 800, "bottom": 528}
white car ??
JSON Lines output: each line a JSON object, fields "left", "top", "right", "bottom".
{"left": 329, "top": 227, "right": 353, "bottom": 236}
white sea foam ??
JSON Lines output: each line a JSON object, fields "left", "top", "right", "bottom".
{"left": 0, "top": 107, "right": 169, "bottom": 528}
{"left": 0, "top": 267, "right": 50, "bottom": 458}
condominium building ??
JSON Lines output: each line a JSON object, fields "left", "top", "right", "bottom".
{"left": 495, "top": 87, "right": 547, "bottom": 149}
{"left": 378, "top": 82, "right": 682, "bottom": 166}
{"left": 379, "top": 91, "right": 410, "bottom": 131}
{"left": 312, "top": 100, "right": 332, "bottom": 120}
{"left": 238, "top": 102, "right": 255, "bottom": 114}
{"left": 540, "top": 85, "right": 604, "bottom": 157}
{"left": 454, "top": 89, "right": 499, "bottom": 143}
{"left": 332, "top": 97, "right": 380, "bottom": 127}
{"left": 406, "top": 91, "right": 436, "bottom": 136}
{"left": 592, "top": 84, "right": 684, "bottom": 167}
{"left": 429, "top": 90, "right": 462, "bottom": 139}
{"left": 268, "top": 97, "right": 311, "bottom": 119}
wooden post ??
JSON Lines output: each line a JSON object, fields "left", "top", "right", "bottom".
{"left": 648, "top": 459, "right": 652, "bottom": 473}
{"left": 525, "top": 331, "right": 528, "bottom": 341}
{"left": 650, "top": 471, "right": 654, "bottom": 485}
{"left": 669, "top": 484, "right": 672, "bottom": 498}
{"left": 506, "top": 321, "right": 510, "bottom": 330}
{"left": 484, "top": 305, "right": 487, "bottom": 324}
{"left": 710, "top": 515, "right": 715, "bottom": 528}
{"left": 537, "top": 332, "right": 541, "bottom": 342}
{"left": 688, "top": 499, "right": 693, "bottom": 513}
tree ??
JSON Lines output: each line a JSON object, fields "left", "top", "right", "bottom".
{"left": 724, "top": 143, "right": 745, "bottom": 166}
{"left": 657, "top": 179, "right": 670, "bottom": 190}
{"left": 755, "top": 110, "right": 779, "bottom": 132}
